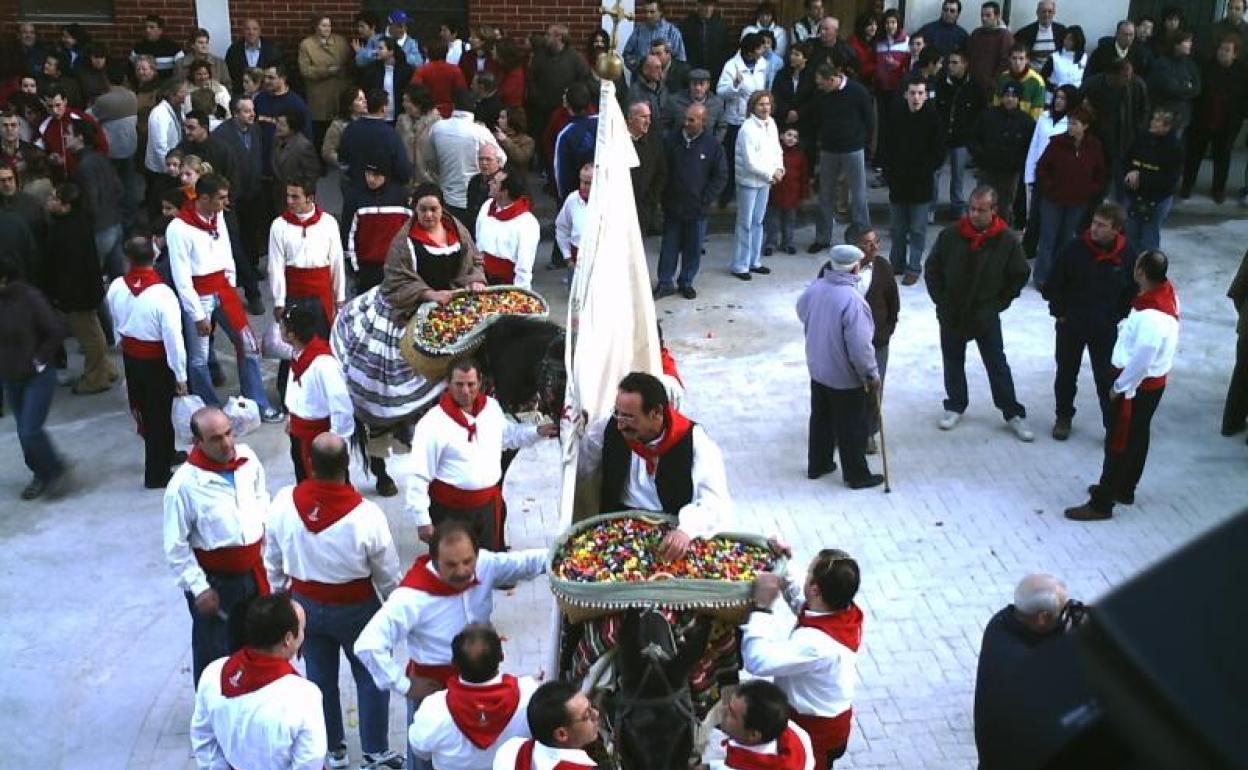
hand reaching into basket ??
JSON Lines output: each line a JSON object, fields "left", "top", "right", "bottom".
{"left": 751, "top": 573, "right": 784, "bottom": 610}
{"left": 657, "top": 529, "right": 692, "bottom": 562}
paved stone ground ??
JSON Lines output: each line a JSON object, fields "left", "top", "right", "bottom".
{"left": 0, "top": 203, "right": 1245, "bottom": 769}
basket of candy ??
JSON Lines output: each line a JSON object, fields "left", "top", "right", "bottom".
{"left": 400, "top": 286, "right": 549, "bottom": 379}
{"left": 549, "top": 511, "right": 783, "bottom": 623}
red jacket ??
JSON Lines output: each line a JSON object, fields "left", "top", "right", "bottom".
{"left": 459, "top": 51, "right": 498, "bottom": 87}
{"left": 497, "top": 65, "right": 526, "bottom": 109}
{"left": 848, "top": 36, "right": 877, "bottom": 85}
{"left": 769, "top": 145, "right": 810, "bottom": 209}
{"left": 412, "top": 61, "right": 468, "bottom": 119}
{"left": 37, "top": 110, "right": 108, "bottom": 177}
{"left": 1035, "top": 132, "right": 1107, "bottom": 207}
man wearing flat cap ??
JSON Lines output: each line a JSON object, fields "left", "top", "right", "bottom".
{"left": 661, "top": 68, "right": 727, "bottom": 139}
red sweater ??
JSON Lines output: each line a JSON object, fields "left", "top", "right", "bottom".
{"left": 497, "top": 65, "right": 526, "bottom": 109}
{"left": 1035, "top": 133, "right": 1107, "bottom": 207}
{"left": 412, "top": 61, "right": 468, "bottom": 119}
{"left": 769, "top": 145, "right": 810, "bottom": 209}
{"left": 458, "top": 51, "right": 497, "bottom": 86}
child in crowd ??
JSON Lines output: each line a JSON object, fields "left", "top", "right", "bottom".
{"left": 763, "top": 127, "right": 810, "bottom": 256}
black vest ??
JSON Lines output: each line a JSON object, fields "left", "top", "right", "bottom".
{"left": 600, "top": 417, "right": 695, "bottom": 515}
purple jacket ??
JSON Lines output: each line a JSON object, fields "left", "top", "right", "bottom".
{"left": 796, "top": 269, "right": 878, "bottom": 389}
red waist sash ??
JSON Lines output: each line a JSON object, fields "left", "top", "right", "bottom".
{"left": 121, "top": 335, "right": 166, "bottom": 361}
{"left": 285, "top": 265, "right": 336, "bottom": 324}
{"left": 482, "top": 253, "right": 516, "bottom": 285}
{"left": 406, "top": 660, "right": 457, "bottom": 684}
{"left": 792, "top": 709, "right": 852, "bottom": 769}
{"left": 1108, "top": 369, "right": 1167, "bottom": 453}
{"left": 429, "top": 479, "right": 504, "bottom": 550}
{"left": 191, "top": 271, "right": 253, "bottom": 348}
{"left": 194, "top": 539, "right": 271, "bottom": 594}
{"left": 290, "top": 576, "right": 374, "bottom": 604}
{"left": 288, "top": 414, "right": 331, "bottom": 477}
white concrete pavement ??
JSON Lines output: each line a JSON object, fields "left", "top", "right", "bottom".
{"left": 0, "top": 213, "right": 1245, "bottom": 770}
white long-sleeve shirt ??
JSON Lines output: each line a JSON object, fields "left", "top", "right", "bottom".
{"left": 283, "top": 352, "right": 354, "bottom": 438}
{"left": 266, "top": 210, "right": 346, "bottom": 309}
{"left": 554, "top": 191, "right": 587, "bottom": 261}
{"left": 145, "top": 99, "right": 183, "bottom": 173}
{"left": 429, "top": 112, "right": 507, "bottom": 208}
{"left": 354, "top": 549, "right": 547, "bottom": 697}
{"left": 166, "top": 212, "right": 237, "bottom": 322}
{"left": 1112, "top": 302, "right": 1180, "bottom": 398}
{"left": 190, "top": 656, "right": 326, "bottom": 770}
{"left": 578, "top": 419, "right": 730, "bottom": 539}
{"left": 263, "top": 484, "right": 401, "bottom": 598}
{"left": 163, "top": 445, "right": 270, "bottom": 598}
{"left": 409, "top": 675, "right": 539, "bottom": 770}
{"left": 734, "top": 114, "right": 782, "bottom": 187}
{"left": 1024, "top": 111, "right": 1066, "bottom": 185}
{"left": 701, "top": 723, "right": 814, "bottom": 770}
{"left": 717, "top": 54, "right": 768, "bottom": 127}
{"left": 403, "top": 397, "right": 542, "bottom": 527}
{"left": 106, "top": 276, "right": 188, "bottom": 382}
{"left": 474, "top": 200, "right": 540, "bottom": 290}
{"left": 492, "top": 737, "right": 597, "bottom": 770}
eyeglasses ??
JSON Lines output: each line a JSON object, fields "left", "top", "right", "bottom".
{"left": 569, "top": 705, "right": 598, "bottom": 724}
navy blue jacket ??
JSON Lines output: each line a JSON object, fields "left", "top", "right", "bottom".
{"left": 339, "top": 117, "right": 413, "bottom": 193}
{"left": 554, "top": 114, "right": 599, "bottom": 202}
{"left": 253, "top": 90, "right": 313, "bottom": 171}
{"left": 661, "top": 128, "right": 727, "bottom": 220}
{"left": 1043, "top": 233, "right": 1138, "bottom": 326}
{"left": 812, "top": 79, "right": 874, "bottom": 154}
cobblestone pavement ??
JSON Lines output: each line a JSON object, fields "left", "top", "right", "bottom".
{"left": 0, "top": 215, "right": 1244, "bottom": 770}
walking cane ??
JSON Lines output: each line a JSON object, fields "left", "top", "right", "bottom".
{"left": 874, "top": 386, "right": 892, "bottom": 493}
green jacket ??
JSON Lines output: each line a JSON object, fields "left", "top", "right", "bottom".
{"left": 924, "top": 222, "right": 1030, "bottom": 335}
{"left": 994, "top": 68, "right": 1047, "bottom": 120}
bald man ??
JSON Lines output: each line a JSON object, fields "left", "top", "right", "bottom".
{"left": 656, "top": 103, "right": 727, "bottom": 299}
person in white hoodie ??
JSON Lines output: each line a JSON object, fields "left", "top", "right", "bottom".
{"left": 716, "top": 33, "right": 770, "bottom": 207}
{"left": 732, "top": 90, "right": 784, "bottom": 278}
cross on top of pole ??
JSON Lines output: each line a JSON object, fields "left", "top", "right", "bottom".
{"left": 600, "top": 0, "right": 634, "bottom": 48}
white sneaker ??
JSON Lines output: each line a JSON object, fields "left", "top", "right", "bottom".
{"left": 865, "top": 434, "right": 879, "bottom": 454}
{"left": 938, "top": 410, "right": 961, "bottom": 430}
{"left": 1008, "top": 416, "right": 1035, "bottom": 442}
{"left": 327, "top": 746, "right": 350, "bottom": 770}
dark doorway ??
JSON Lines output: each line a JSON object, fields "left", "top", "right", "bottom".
{"left": 1128, "top": 0, "right": 1223, "bottom": 51}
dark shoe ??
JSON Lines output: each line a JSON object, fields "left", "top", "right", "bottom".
{"left": 807, "top": 242, "right": 829, "bottom": 254}
{"left": 750, "top": 265, "right": 771, "bottom": 275}
{"left": 1086, "top": 484, "right": 1133, "bottom": 505}
{"left": 1222, "top": 423, "right": 1246, "bottom": 437}
{"left": 1213, "top": 190, "right": 1227, "bottom": 204}
{"left": 901, "top": 273, "right": 920, "bottom": 286}
{"left": 847, "top": 474, "right": 885, "bottom": 490}
{"left": 731, "top": 272, "right": 752, "bottom": 281}
{"left": 1052, "top": 417, "right": 1072, "bottom": 441}
{"left": 807, "top": 462, "right": 837, "bottom": 480}
{"left": 376, "top": 475, "right": 398, "bottom": 497}
{"left": 1065, "top": 503, "right": 1112, "bottom": 521}
{"left": 144, "top": 478, "right": 171, "bottom": 490}
{"left": 170, "top": 450, "right": 188, "bottom": 466}
{"left": 1178, "top": 186, "right": 1192, "bottom": 200}
{"left": 653, "top": 284, "right": 676, "bottom": 299}
{"left": 762, "top": 247, "right": 774, "bottom": 256}
{"left": 246, "top": 296, "right": 265, "bottom": 316}
{"left": 210, "top": 367, "right": 227, "bottom": 388}
{"left": 20, "top": 478, "right": 46, "bottom": 500}
{"left": 679, "top": 286, "right": 697, "bottom": 300}
{"left": 71, "top": 381, "right": 111, "bottom": 395}
{"left": 784, "top": 245, "right": 797, "bottom": 255}
{"left": 546, "top": 258, "right": 568, "bottom": 270}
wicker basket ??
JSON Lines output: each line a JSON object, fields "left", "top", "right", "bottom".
{"left": 549, "top": 511, "right": 784, "bottom": 624}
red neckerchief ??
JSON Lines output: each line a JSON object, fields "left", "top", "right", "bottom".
{"left": 399, "top": 554, "right": 479, "bottom": 595}
{"left": 439, "top": 389, "right": 488, "bottom": 442}
{"left": 488, "top": 195, "right": 533, "bottom": 221}
{"left": 795, "top": 602, "right": 864, "bottom": 652}
{"left": 446, "top": 675, "right": 522, "bottom": 749}
{"left": 1082, "top": 230, "right": 1127, "bottom": 266}
{"left": 176, "top": 200, "right": 220, "bottom": 239}
{"left": 723, "top": 727, "right": 808, "bottom": 770}
{"left": 292, "top": 479, "right": 364, "bottom": 533}
{"left": 410, "top": 215, "right": 462, "bottom": 245}
{"left": 1131, "top": 279, "right": 1179, "bottom": 319}
{"left": 579, "top": 188, "right": 590, "bottom": 202}
{"left": 188, "top": 445, "right": 249, "bottom": 472}
{"left": 956, "top": 215, "right": 1008, "bottom": 252}
{"left": 281, "top": 206, "right": 324, "bottom": 238}
{"left": 220, "top": 648, "right": 297, "bottom": 697}
{"left": 291, "top": 336, "right": 332, "bottom": 384}
{"left": 124, "top": 266, "right": 164, "bottom": 296}
{"left": 623, "top": 405, "right": 692, "bottom": 475}
{"left": 660, "top": 347, "right": 684, "bottom": 386}
{"left": 514, "top": 739, "right": 597, "bottom": 770}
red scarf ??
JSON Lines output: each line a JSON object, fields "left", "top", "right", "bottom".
{"left": 399, "top": 554, "right": 479, "bottom": 595}
{"left": 1108, "top": 280, "right": 1179, "bottom": 454}
{"left": 291, "top": 336, "right": 332, "bottom": 384}
{"left": 220, "top": 648, "right": 297, "bottom": 697}
{"left": 1131, "top": 279, "right": 1179, "bottom": 319}
{"left": 795, "top": 603, "right": 864, "bottom": 652}
{"left": 124, "top": 266, "right": 164, "bottom": 296}
{"left": 446, "top": 674, "right": 522, "bottom": 749}
{"left": 660, "top": 347, "right": 684, "bottom": 386}
{"left": 723, "top": 728, "right": 809, "bottom": 770}
{"left": 579, "top": 188, "right": 590, "bottom": 202}
{"left": 488, "top": 195, "right": 532, "bottom": 221}
{"left": 188, "top": 445, "right": 249, "bottom": 472}
{"left": 410, "top": 215, "right": 462, "bottom": 246}
{"left": 440, "top": 389, "right": 488, "bottom": 442}
{"left": 281, "top": 206, "right": 324, "bottom": 238}
{"left": 1083, "top": 230, "right": 1127, "bottom": 266}
{"left": 514, "top": 739, "right": 596, "bottom": 770}
{"left": 956, "top": 215, "right": 1008, "bottom": 252}
{"left": 623, "top": 406, "right": 692, "bottom": 475}
{"left": 292, "top": 479, "right": 363, "bottom": 533}
{"left": 176, "top": 200, "right": 220, "bottom": 239}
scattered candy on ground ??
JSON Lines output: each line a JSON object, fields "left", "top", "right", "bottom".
{"left": 554, "top": 517, "right": 775, "bottom": 583}
{"left": 416, "top": 290, "right": 547, "bottom": 351}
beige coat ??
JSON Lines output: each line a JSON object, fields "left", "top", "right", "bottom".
{"left": 298, "top": 34, "right": 352, "bottom": 121}
{"left": 397, "top": 111, "right": 441, "bottom": 187}
{"left": 381, "top": 215, "right": 485, "bottom": 315}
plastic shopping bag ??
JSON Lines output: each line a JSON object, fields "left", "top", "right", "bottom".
{"left": 224, "top": 396, "right": 261, "bottom": 437}
{"left": 262, "top": 321, "right": 294, "bottom": 361}
{"left": 172, "top": 395, "right": 206, "bottom": 449}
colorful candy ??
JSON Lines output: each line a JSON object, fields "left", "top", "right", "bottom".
{"left": 416, "top": 289, "right": 547, "bottom": 351}
{"left": 554, "top": 517, "right": 775, "bottom": 583}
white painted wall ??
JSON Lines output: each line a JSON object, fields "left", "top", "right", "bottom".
{"left": 195, "top": 0, "right": 232, "bottom": 57}
{"left": 897, "top": 0, "right": 1131, "bottom": 44}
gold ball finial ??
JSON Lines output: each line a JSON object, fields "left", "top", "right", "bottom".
{"left": 596, "top": 51, "right": 624, "bottom": 81}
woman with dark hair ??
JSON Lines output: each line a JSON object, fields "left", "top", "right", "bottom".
{"left": 459, "top": 26, "right": 499, "bottom": 85}
{"left": 322, "top": 86, "right": 367, "bottom": 172}
{"left": 383, "top": 183, "right": 486, "bottom": 310}
{"left": 1033, "top": 106, "right": 1106, "bottom": 287}
{"left": 872, "top": 9, "right": 909, "bottom": 170}
{"left": 742, "top": 2, "right": 789, "bottom": 58}
{"left": 412, "top": 39, "right": 468, "bottom": 119}
{"left": 495, "top": 39, "right": 528, "bottom": 109}
{"left": 1147, "top": 29, "right": 1201, "bottom": 136}
{"left": 772, "top": 41, "right": 815, "bottom": 142}
{"left": 494, "top": 106, "right": 534, "bottom": 170}
{"left": 848, "top": 11, "right": 880, "bottom": 86}
{"left": 59, "top": 24, "right": 90, "bottom": 71}
{"left": 1155, "top": 6, "right": 1187, "bottom": 55}
{"left": 75, "top": 43, "right": 110, "bottom": 104}
{"left": 1044, "top": 25, "right": 1087, "bottom": 92}
{"left": 397, "top": 84, "right": 440, "bottom": 186}
{"left": 587, "top": 28, "right": 612, "bottom": 67}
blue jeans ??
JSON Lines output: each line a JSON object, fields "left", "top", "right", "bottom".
{"left": 936, "top": 146, "right": 970, "bottom": 217}
{"left": 407, "top": 692, "right": 433, "bottom": 770}
{"left": 3, "top": 367, "right": 64, "bottom": 483}
{"left": 888, "top": 202, "right": 930, "bottom": 277}
{"left": 184, "top": 293, "right": 272, "bottom": 410}
{"left": 1125, "top": 196, "right": 1174, "bottom": 253}
{"left": 940, "top": 315, "right": 1026, "bottom": 420}
{"left": 184, "top": 570, "right": 258, "bottom": 686}
{"left": 733, "top": 184, "right": 770, "bottom": 273}
{"left": 296, "top": 594, "right": 391, "bottom": 755}
{"left": 95, "top": 223, "right": 125, "bottom": 281}
{"left": 1034, "top": 200, "right": 1085, "bottom": 288}
{"left": 764, "top": 207, "right": 797, "bottom": 249}
{"left": 657, "top": 216, "right": 706, "bottom": 289}
{"left": 816, "top": 149, "right": 869, "bottom": 244}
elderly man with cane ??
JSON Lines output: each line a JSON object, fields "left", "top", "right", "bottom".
{"left": 797, "top": 244, "right": 884, "bottom": 490}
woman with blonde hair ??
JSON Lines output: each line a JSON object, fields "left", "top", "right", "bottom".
{"left": 732, "top": 89, "right": 784, "bottom": 279}
{"left": 298, "top": 14, "right": 352, "bottom": 156}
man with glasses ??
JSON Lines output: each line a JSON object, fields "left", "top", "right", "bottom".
{"left": 919, "top": 1, "right": 970, "bottom": 58}
{"left": 493, "top": 680, "right": 602, "bottom": 769}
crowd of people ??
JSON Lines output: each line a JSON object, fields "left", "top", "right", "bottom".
{"left": 1, "top": 2, "right": 1247, "bottom": 769}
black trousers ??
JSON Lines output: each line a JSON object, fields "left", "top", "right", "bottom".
{"left": 719, "top": 124, "right": 741, "bottom": 206}
{"left": 355, "top": 263, "right": 384, "bottom": 295}
{"left": 1091, "top": 386, "right": 1164, "bottom": 513}
{"left": 1183, "top": 121, "right": 1240, "bottom": 195}
{"left": 808, "top": 380, "right": 871, "bottom": 484}
{"left": 431, "top": 498, "right": 500, "bottom": 552}
{"left": 1053, "top": 319, "right": 1116, "bottom": 426}
{"left": 124, "top": 354, "right": 177, "bottom": 487}
{"left": 1223, "top": 333, "right": 1248, "bottom": 434}
{"left": 234, "top": 192, "right": 267, "bottom": 271}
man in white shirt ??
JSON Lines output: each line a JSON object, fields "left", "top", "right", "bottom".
{"left": 281, "top": 306, "right": 354, "bottom": 481}
{"left": 164, "top": 406, "right": 271, "bottom": 685}
{"left": 190, "top": 593, "right": 327, "bottom": 770}
{"left": 554, "top": 162, "right": 591, "bottom": 274}
{"left": 405, "top": 359, "right": 556, "bottom": 550}
{"left": 493, "top": 681, "right": 601, "bottom": 770}
{"left": 428, "top": 89, "right": 506, "bottom": 222}
{"left": 355, "top": 520, "right": 548, "bottom": 770}
{"left": 700, "top": 680, "right": 815, "bottom": 770}
{"left": 268, "top": 179, "right": 345, "bottom": 342}
{"left": 144, "top": 79, "right": 187, "bottom": 204}
{"left": 264, "top": 433, "right": 403, "bottom": 770}
{"left": 579, "top": 371, "right": 731, "bottom": 562}
{"left": 409, "top": 625, "right": 539, "bottom": 770}
{"left": 743, "top": 550, "right": 864, "bottom": 769}
{"left": 1066, "top": 250, "right": 1180, "bottom": 521}
{"left": 475, "top": 170, "right": 539, "bottom": 289}
{"left": 106, "top": 236, "right": 187, "bottom": 488}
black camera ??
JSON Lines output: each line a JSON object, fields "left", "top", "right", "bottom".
{"left": 1058, "top": 599, "right": 1089, "bottom": 631}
